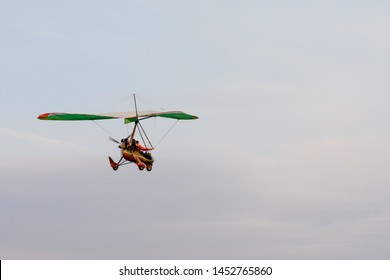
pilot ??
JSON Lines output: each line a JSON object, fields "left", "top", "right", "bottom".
{"left": 129, "top": 139, "right": 137, "bottom": 151}
{"left": 119, "top": 138, "right": 128, "bottom": 150}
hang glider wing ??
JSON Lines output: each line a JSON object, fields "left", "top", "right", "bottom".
{"left": 124, "top": 111, "right": 199, "bottom": 123}
{"left": 37, "top": 111, "right": 198, "bottom": 123}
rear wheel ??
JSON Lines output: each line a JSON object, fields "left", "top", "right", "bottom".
{"left": 146, "top": 165, "right": 153, "bottom": 171}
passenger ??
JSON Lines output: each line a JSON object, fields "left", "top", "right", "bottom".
{"left": 135, "top": 140, "right": 152, "bottom": 152}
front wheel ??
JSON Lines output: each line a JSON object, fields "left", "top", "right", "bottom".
{"left": 146, "top": 165, "right": 153, "bottom": 171}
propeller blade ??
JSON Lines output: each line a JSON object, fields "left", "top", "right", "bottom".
{"left": 109, "top": 137, "right": 120, "bottom": 144}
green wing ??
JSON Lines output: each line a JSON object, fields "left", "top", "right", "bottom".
{"left": 124, "top": 111, "right": 199, "bottom": 123}
{"left": 37, "top": 113, "right": 118, "bottom": 121}
{"left": 38, "top": 111, "right": 198, "bottom": 123}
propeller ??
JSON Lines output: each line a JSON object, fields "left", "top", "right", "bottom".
{"left": 109, "top": 137, "right": 120, "bottom": 144}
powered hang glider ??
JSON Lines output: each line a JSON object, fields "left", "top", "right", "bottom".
{"left": 37, "top": 96, "right": 198, "bottom": 171}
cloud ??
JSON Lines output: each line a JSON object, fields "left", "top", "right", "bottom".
{"left": 1, "top": 127, "right": 68, "bottom": 145}
{"left": 0, "top": 127, "right": 90, "bottom": 150}
{"left": 0, "top": 127, "right": 96, "bottom": 173}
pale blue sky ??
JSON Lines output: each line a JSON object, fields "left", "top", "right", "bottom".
{"left": 1, "top": 0, "right": 390, "bottom": 259}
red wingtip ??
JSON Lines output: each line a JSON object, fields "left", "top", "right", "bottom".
{"left": 38, "top": 113, "right": 49, "bottom": 119}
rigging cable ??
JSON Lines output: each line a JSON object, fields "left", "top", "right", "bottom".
{"left": 91, "top": 120, "right": 118, "bottom": 141}
{"left": 154, "top": 119, "right": 179, "bottom": 148}
{"left": 98, "top": 95, "right": 132, "bottom": 114}
{"left": 136, "top": 95, "right": 166, "bottom": 111}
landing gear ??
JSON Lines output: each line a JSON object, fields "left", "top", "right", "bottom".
{"left": 109, "top": 153, "right": 154, "bottom": 172}
{"left": 108, "top": 157, "right": 119, "bottom": 171}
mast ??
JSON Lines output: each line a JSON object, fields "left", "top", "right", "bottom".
{"left": 127, "top": 94, "right": 154, "bottom": 149}
{"left": 128, "top": 94, "right": 139, "bottom": 145}
{"left": 133, "top": 93, "right": 139, "bottom": 118}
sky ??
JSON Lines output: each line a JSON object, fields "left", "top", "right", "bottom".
{"left": 1, "top": 0, "right": 390, "bottom": 259}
